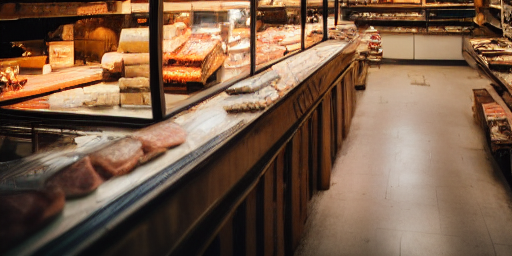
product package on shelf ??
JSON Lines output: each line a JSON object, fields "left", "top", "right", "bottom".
{"left": 163, "top": 38, "right": 226, "bottom": 84}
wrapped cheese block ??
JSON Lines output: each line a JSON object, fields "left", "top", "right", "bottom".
{"left": 121, "top": 92, "right": 151, "bottom": 106}
{"left": 119, "top": 77, "right": 150, "bottom": 91}
{"left": 119, "top": 77, "right": 151, "bottom": 106}
{"left": 125, "top": 65, "right": 150, "bottom": 78}
{"left": 89, "top": 138, "right": 144, "bottom": 178}
{"left": 101, "top": 52, "right": 124, "bottom": 73}
{"left": 48, "top": 88, "right": 85, "bottom": 109}
{"left": 118, "top": 25, "right": 189, "bottom": 53}
{"left": 46, "top": 156, "right": 104, "bottom": 198}
{"left": 82, "top": 83, "right": 120, "bottom": 107}
{"left": 118, "top": 28, "right": 149, "bottom": 53}
{"left": 0, "top": 186, "right": 65, "bottom": 252}
{"left": 101, "top": 52, "right": 152, "bottom": 73}
{"left": 132, "top": 120, "right": 187, "bottom": 153}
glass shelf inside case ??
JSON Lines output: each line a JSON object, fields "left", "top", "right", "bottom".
{"left": 0, "top": 15, "right": 155, "bottom": 119}
{"left": 256, "top": 1, "right": 301, "bottom": 70}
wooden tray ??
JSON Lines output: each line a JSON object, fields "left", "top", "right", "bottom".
{"left": 0, "top": 65, "right": 102, "bottom": 105}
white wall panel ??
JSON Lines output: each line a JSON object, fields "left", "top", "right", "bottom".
{"left": 414, "top": 35, "right": 463, "bottom": 60}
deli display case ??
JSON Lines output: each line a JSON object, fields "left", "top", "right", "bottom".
{"left": 0, "top": 0, "right": 362, "bottom": 255}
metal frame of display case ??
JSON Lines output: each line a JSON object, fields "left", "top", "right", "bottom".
{"left": 0, "top": 0, "right": 337, "bottom": 128}
{"left": 341, "top": 3, "right": 476, "bottom": 31}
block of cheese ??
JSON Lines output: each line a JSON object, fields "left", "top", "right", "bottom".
{"left": 118, "top": 28, "right": 149, "bottom": 53}
{"left": 82, "top": 82, "right": 120, "bottom": 106}
{"left": 89, "top": 138, "right": 144, "bottom": 178}
{"left": 121, "top": 92, "right": 151, "bottom": 106}
{"left": 101, "top": 52, "right": 150, "bottom": 74}
{"left": 48, "top": 88, "right": 85, "bottom": 109}
{"left": 46, "top": 156, "right": 104, "bottom": 198}
{"left": 0, "top": 186, "right": 65, "bottom": 252}
{"left": 118, "top": 25, "right": 188, "bottom": 53}
{"left": 125, "top": 64, "right": 149, "bottom": 78}
{"left": 119, "top": 77, "right": 150, "bottom": 92}
{"left": 101, "top": 52, "right": 124, "bottom": 73}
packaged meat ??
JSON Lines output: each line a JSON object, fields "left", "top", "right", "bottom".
{"left": 0, "top": 186, "right": 65, "bottom": 252}
{"left": 163, "top": 39, "right": 226, "bottom": 84}
{"left": 163, "top": 66, "right": 202, "bottom": 83}
{"left": 89, "top": 138, "right": 144, "bottom": 178}
{"left": 223, "top": 86, "right": 280, "bottom": 113}
{"left": 132, "top": 120, "right": 187, "bottom": 153}
{"left": 226, "top": 69, "right": 280, "bottom": 94}
{"left": 46, "top": 156, "right": 104, "bottom": 198}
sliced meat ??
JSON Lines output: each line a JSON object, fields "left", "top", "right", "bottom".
{"left": 89, "top": 138, "right": 144, "bottom": 179}
{"left": 46, "top": 156, "right": 104, "bottom": 198}
{"left": 0, "top": 186, "right": 65, "bottom": 252}
{"left": 132, "top": 120, "right": 187, "bottom": 153}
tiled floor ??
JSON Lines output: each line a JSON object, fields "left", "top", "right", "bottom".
{"left": 295, "top": 64, "right": 512, "bottom": 256}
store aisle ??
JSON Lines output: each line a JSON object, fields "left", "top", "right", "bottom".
{"left": 295, "top": 64, "right": 512, "bottom": 256}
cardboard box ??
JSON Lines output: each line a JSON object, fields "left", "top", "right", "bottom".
{"left": 49, "top": 41, "right": 74, "bottom": 69}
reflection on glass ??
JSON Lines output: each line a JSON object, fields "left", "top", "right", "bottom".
{"left": 305, "top": 0, "right": 324, "bottom": 48}
{"left": 256, "top": 0, "right": 301, "bottom": 70}
{"left": 1, "top": 12, "right": 153, "bottom": 119}
{"left": 328, "top": 0, "right": 336, "bottom": 31}
{"left": 162, "top": 3, "right": 251, "bottom": 115}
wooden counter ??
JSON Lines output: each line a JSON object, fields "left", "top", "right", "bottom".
{"left": 4, "top": 40, "right": 360, "bottom": 256}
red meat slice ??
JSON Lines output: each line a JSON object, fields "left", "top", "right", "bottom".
{"left": 132, "top": 120, "right": 187, "bottom": 153}
{"left": 0, "top": 186, "right": 65, "bottom": 252}
{"left": 89, "top": 138, "right": 144, "bottom": 179}
{"left": 46, "top": 156, "right": 104, "bottom": 198}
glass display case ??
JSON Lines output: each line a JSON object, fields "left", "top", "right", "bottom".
{"left": 0, "top": 0, "right": 341, "bottom": 127}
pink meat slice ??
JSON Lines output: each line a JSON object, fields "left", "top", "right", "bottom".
{"left": 132, "top": 120, "right": 187, "bottom": 153}
{"left": 0, "top": 186, "right": 65, "bottom": 252}
{"left": 89, "top": 138, "right": 144, "bottom": 179}
{"left": 46, "top": 156, "right": 104, "bottom": 198}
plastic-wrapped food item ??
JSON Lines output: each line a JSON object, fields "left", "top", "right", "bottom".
{"left": 223, "top": 86, "right": 280, "bottom": 113}
{"left": 132, "top": 119, "right": 187, "bottom": 153}
{"left": 164, "top": 39, "right": 222, "bottom": 66}
{"left": 163, "top": 66, "right": 202, "bottom": 83}
{"left": 45, "top": 156, "right": 104, "bottom": 198}
{"left": 226, "top": 70, "right": 280, "bottom": 94}
{"left": 256, "top": 44, "right": 286, "bottom": 65}
{"left": 89, "top": 138, "right": 144, "bottom": 179}
{"left": 0, "top": 186, "right": 65, "bottom": 252}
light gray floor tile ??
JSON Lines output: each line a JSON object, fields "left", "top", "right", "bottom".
{"left": 295, "top": 64, "right": 512, "bottom": 256}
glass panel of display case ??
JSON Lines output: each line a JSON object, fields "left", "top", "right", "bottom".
{"left": 504, "top": 4, "right": 512, "bottom": 38}
{"left": 0, "top": 4, "right": 153, "bottom": 119}
{"left": 256, "top": 0, "right": 301, "bottom": 70}
{"left": 161, "top": 2, "right": 251, "bottom": 115}
{"left": 305, "top": 0, "right": 324, "bottom": 48}
{"left": 328, "top": 0, "right": 336, "bottom": 30}
{"left": 425, "top": 0, "right": 473, "bottom": 4}
{"left": 346, "top": 0, "right": 420, "bottom": 5}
